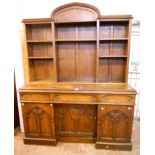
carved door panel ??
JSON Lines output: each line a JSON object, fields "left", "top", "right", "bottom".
{"left": 57, "top": 104, "right": 75, "bottom": 136}
{"left": 97, "top": 105, "right": 134, "bottom": 142}
{"left": 22, "top": 103, "right": 55, "bottom": 139}
{"left": 76, "top": 105, "right": 96, "bottom": 137}
{"left": 57, "top": 104, "right": 97, "bottom": 137}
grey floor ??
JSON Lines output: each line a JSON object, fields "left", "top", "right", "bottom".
{"left": 14, "top": 120, "right": 140, "bottom": 155}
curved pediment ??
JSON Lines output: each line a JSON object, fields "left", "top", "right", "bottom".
{"left": 51, "top": 2, "right": 100, "bottom": 22}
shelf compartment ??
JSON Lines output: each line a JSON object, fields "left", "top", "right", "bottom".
{"left": 56, "top": 42, "right": 96, "bottom": 82}
{"left": 29, "top": 59, "right": 55, "bottom": 81}
{"left": 26, "top": 23, "right": 52, "bottom": 41}
{"left": 99, "top": 58, "right": 126, "bottom": 82}
{"left": 100, "top": 21, "right": 129, "bottom": 39}
{"left": 55, "top": 22, "right": 96, "bottom": 40}
{"left": 27, "top": 42, "right": 53, "bottom": 57}
{"left": 99, "top": 41, "right": 127, "bottom": 57}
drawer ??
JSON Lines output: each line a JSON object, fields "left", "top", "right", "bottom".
{"left": 54, "top": 94, "right": 97, "bottom": 102}
{"left": 98, "top": 94, "right": 135, "bottom": 103}
{"left": 20, "top": 93, "right": 52, "bottom": 101}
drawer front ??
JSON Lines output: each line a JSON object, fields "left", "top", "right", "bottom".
{"left": 20, "top": 93, "right": 51, "bottom": 101}
{"left": 98, "top": 94, "right": 135, "bottom": 103}
{"left": 54, "top": 94, "right": 97, "bottom": 102}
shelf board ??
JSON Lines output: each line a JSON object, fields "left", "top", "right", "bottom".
{"left": 55, "top": 20, "right": 96, "bottom": 24}
{"left": 55, "top": 39, "right": 97, "bottom": 42}
{"left": 28, "top": 57, "right": 53, "bottom": 59}
{"left": 27, "top": 40, "right": 53, "bottom": 43}
{"left": 99, "top": 55, "right": 127, "bottom": 58}
{"left": 99, "top": 38, "right": 128, "bottom": 41}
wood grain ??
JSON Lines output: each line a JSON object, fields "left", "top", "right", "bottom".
{"left": 20, "top": 2, "right": 136, "bottom": 150}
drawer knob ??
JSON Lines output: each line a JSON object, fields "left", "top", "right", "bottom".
{"left": 74, "top": 88, "right": 79, "bottom": 91}
{"left": 128, "top": 107, "right": 132, "bottom": 110}
{"left": 106, "top": 145, "right": 109, "bottom": 149}
{"left": 101, "top": 107, "right": 104, "bottom": 110}
{"left": 50, "top": 104, "right": 53, "bottom": 106}
{"left": 21, "top": 103, "right": 24, "bottom": 106}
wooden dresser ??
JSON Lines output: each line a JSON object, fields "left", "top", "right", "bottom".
{"left": 19, "top": 2, "right": 136, "bottom": 150}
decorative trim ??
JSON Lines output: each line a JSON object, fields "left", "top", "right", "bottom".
{"left": 51, "top": 2, "right": 101, "bottom": 20}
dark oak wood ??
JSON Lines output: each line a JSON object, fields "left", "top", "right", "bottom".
{"left": 56, "top": 104, "right": 96, "bottom": 139}
{"left": 22, "top": 103, "right": 56, "bottom": 139}
{"left": 97, "top": 105, "right": 134, "bottom": 142}
{"left": 20, "top": 2, "right": 135, "bottom": 150}
{"left": 95, "top": 142, "right": 132, "bottom": 150}
{"left": 51, "top": 2, "right": 100, "bottom": 22}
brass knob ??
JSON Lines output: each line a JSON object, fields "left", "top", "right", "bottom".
{"left": 101, "top": 107, "right": 104, "bottom": 110}
{"left": 106, "top": 145, "right": 109, "bottom": 149}
{"left": 74, "top": 88, "right": 79, "bottom": 91}
{"left": 128, "top": 107, "right": 132, "bottom": 110}
{"left": 50, "top": 104, "right": 53, "bottom": 106}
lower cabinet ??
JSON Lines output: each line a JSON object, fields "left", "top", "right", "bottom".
{"left": 20, "top": 93, "right": 135, "bottom": 150}
{"left": 21, "top": 103, "right": 57, "bottom": 145}
{"left": 96, "top": 105, "right": 134, "bottom": 150}
{"left": 56, "top": 104, "right": 97, "bottom": 143}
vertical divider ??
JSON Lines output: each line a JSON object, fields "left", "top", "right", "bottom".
{"left": 125, "top": 19, "right": 131, "bottom": 83}
{"left": 22, "top": 24, "right": 31, "bottom": 82}
{"left": 109, "top": 25, "right": 114, "bottom": 82}
{"left": 75, "top": 26, "right": 78, "bottom": 81}
{"left": 51, "top": 21, "right": 58, "bottom": 82}
{"left": 109, "top": 43, "right": 113, "bottom": 82}
{"left": 96, "top": 19, "right": 100, "bottom": 82}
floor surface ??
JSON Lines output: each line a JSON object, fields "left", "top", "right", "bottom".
{"left": 14, "top": 120, "right": 140, "bottom": 155}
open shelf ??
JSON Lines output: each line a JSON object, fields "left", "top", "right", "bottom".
{"left": 27, "top": 42, "right": 53, "bottom": 57}
{"left": 29, "top": 59, "right": 55, "bottom": 81}
{"left": 99, "top": 40, "right": 128, "bottom": 57}
{"left": 56, "top": 42, "right": 96, "bottom": 82}
{"left": 26, "top": 23, "right": 52, "bottom": 41}
{"left": 99, "top": 58, "right": 126, "bottom": 82}
{"left": 55, "top": 22, "right": 97, "bottom": 40}
{"left": 100, "top": 21, "right": 129, "bottom": 39}
{"left": 23, "top": 9, "right": 131, "bottom": 83}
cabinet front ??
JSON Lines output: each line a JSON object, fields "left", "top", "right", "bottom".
{"left": 22, "top": 103, "right": 55, "bottom": 139}
{"left": 97, "top": 105, "right": 134, "bottom": 142}
{"left": 57, "top": 104, "right": 97, "bottom": 138}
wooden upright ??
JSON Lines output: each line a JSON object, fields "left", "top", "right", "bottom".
{"left": 19, "top": 2, "right": 136, "bottom": 150}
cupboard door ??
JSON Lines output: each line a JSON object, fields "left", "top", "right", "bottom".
{"left": 76, "top": 105, "right": 96, "bottom": 137}
{"left": 57, "top": 104, "right": 96, "bottom": 137}
{"left": 22, "top": 103, "right": 55, "bottom": 139}
{"left": 97, "top": 105, "right": 134, "bottom": 142}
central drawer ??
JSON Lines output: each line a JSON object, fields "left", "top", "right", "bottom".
{"left": 53, "top": 94, "right": 97, "bottom": 103}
